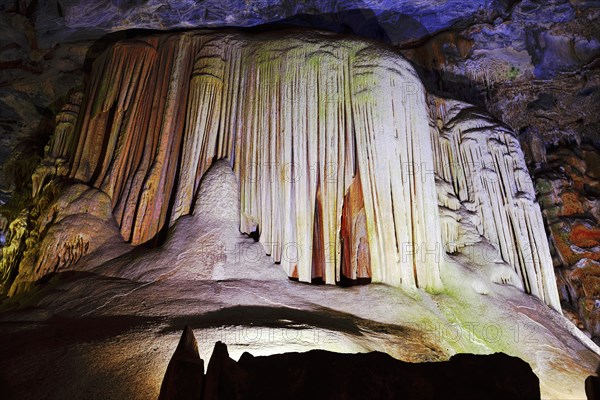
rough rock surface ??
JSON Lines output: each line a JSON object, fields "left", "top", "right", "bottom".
{"left": 531, "top": 143, "right": 600, "bottom": 339}
{"left": 31, "top": 0, "right": 517, "bottom": 47}
{"left": 0, "top": 6, "right": 89, "bottom": 199}
{"left": 7, "top": 183, "right": 127, "bottom": 295}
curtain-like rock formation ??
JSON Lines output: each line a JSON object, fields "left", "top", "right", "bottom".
{"left": 0, "top": 29, "right": 562, "bottom": 313}
{"left": 68, "top": 30, "right": 443, "bottom": 291}
{"left": 429, "top": 97, "right": 561, "bottom": 311}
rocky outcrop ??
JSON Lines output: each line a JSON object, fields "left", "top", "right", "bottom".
{"left": 535, "top": 144, "right": 600, "bottom": 338}
{"left": 0, "top": 7, "right": 89, "bottom": 199}
{"left": 160, "top": 331, "right": 541, "bottom": 400}
{"left": 7, "top": 183, "right": 124, "bottom": 295}
{"left": 0, "top": 91, "right": 127, "bottom": 294}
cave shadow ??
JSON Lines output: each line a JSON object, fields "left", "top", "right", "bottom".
{"left": 410, "top": 62, "right": 490, "bottom": 108}
{"left": 245, "top": 7, "right": 431, "bottom": 46}
{"left": 0, "top": 275, "right": 427, "bottom": 360}
{"left": 585, "top": 363, "right": 600, "bottom": 400}
{"left": 158, "top": 303, "right": 418, "bottom": 339}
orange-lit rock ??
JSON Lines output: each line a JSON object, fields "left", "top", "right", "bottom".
{"left": 402, "top": 31, "right": 473, "bottom": 71}
{"left": 340, "top": 172, "right": 371, "bottom": 284}
{"left": 571, "top": 224, "right": 600, "bottom": 250}
{"left": 534, "top": 143, "right": 600, "bottom": 338}
{"left": 561, "top": 258, "right": 600, "bottom": 337}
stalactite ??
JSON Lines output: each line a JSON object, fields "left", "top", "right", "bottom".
{"left": 1, "top": 30, "right": 563, "bottom": 311}
{"left": 65, "top": 31, "right": 444, "bottom": 292}
{"left": 429, "top": 95, "right": 561, "bottom": 311}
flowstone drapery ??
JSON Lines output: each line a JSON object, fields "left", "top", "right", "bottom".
{"left": 0, "top": 30, "right": 560, "bottom": 311}
{"left": 429, "top": 97, "right": 560, "bottom": 310}
{"left": 68, "top": 31, "right": 443, "bottom": 290}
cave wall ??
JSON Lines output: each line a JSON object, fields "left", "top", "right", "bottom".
{"left": 2, "top": 1, "right": 598, "bottom": 329}
{"left": 31, "top": 0, "right": 517, "bottom": 47}
{"left": 0, "top": 29, "right": 562, "bottom": 316}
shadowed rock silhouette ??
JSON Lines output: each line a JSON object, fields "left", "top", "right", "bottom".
{"left": 160, "top": 327, "right": 541, "bottom": 400}
{"left": 158, "top": 325, "right": 205, "bottom": 400}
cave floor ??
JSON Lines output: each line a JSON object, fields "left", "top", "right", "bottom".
{"left": 0, "top": 245, "right": 598, "bottom": 399}
{"left": 0, "top": 178, "right": 598, "bottom": 399}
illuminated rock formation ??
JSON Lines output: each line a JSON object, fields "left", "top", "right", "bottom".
{"left": 67, "top": 30, "right": 443, "bottom": 291}
{"left": 429, "top": 96, "right": 561, "bottom": 311}
{"left": 0, "top": 30, "right": 561, "bottom": 313}
{"left": 0, "top": 210, "right": 29, "bottom": 286}
{"left": 7, "top": 184, "right": 124, "bottom": 295}
{"left": 31, "top": 91, "right": 83, "bottom": 198}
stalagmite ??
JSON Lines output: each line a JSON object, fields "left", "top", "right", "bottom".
{"left": 31, "top": 91, "right": 83, "bottom": 198}
{"left": 429, "top": 96, "right": 561, "bottom": 311}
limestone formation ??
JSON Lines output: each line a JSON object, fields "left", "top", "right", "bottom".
{"left": 67, "top": 30, "right": 443, "bottom": 291}
{"left": 31, "top": 91, "right": 83, "bottom": 198}
{"left": 0, "top": 30, "right": 561, "bottom": 313}
{"left": 7, "top": 184, "right": 125, "bottom": 295}
{"left": 0, "top": 210, "right": 29, "bottom": 286}
{"left": 429, "top": 96, "right": 561, "bottom": 311}
{"left": 0, "top": 90, "right": 97, "bottom": 294}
